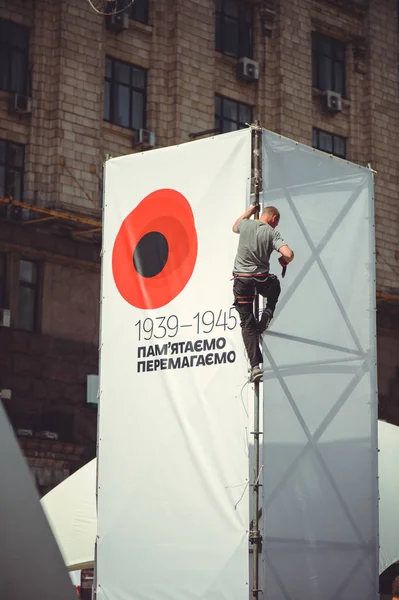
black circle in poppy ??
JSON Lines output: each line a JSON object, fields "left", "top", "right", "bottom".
{"left": 133, "top": 231, "right": 169, "bottom": 278}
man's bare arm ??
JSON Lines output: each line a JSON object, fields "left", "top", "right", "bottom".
{"left": 232, "top": 204, "right": 257, "bottom": 233}
{"left": 278, "top": 245, "right": 294, "bottom": 264}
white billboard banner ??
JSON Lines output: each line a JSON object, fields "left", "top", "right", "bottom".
{"left": 260, "top": 132, "right": 378, "bottom": 599}
{"left": 97, "top": 130, "right": 251, "bottom": 600}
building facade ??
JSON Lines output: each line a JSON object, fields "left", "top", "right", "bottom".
{"left": 0, "top": 0, "right": 398, "bottom": 493}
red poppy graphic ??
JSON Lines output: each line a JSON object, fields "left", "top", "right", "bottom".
{"left": 112, "top": 188, "right": 198, "bottom": 309}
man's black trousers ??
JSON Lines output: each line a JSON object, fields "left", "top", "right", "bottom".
{"left": 233, "top": 274, "right": 281, "bottom": 368}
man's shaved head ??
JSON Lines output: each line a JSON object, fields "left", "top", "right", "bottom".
{"left": 261, "top": 206, "right": 280, "bottom": 220}
{"left": 260, "top": 206, "right": 280, "bottom": 228}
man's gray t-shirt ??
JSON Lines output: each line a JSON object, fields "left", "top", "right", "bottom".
{"left": 233, "top": 219, "right": 286, "bottom": 274}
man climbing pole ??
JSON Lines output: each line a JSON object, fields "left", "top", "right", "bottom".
{"left": 232, "top": 205, "right": 294, "bottom": 383}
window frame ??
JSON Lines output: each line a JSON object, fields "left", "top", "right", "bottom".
{"left": 0, "top": 18, "right": 30, "bottom": 94}
{"left": 312, "top": 127, "right": 347, "bottom": 159}
{"left": 17, "top": 258, "right": 40, "bottom": 333}
{"left": 104, "top": 55, "right": 147, "bottom": 131}
{"left": 128, "top": 0, "right": 149, "bottom": 25}
{"left": 0, "top": 138, "right": 25, "bottom": 201}
{"left": 312, "top": 32, "right": 346, "bottom": 97}
{"left": 0, "top": 252, "right": 6, "bottom": 308}
{"left": 215, "top": 0, "right": 253, "bottom": 59}
{"left": 215, "top": 94, "right": 253, "bottom": 134}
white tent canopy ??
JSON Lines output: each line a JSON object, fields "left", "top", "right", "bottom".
{"left": 41, "top": 459, "right": 96, "bottom": 571}
{"left": 41, "top": 421, "right": 399, "bottom": 575}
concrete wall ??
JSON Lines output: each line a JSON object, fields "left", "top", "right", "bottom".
{"left": 0, "top": 327, "right": 98, "bottom": 444}
{"left": 41, "top": 262, "right": 100, "bottom": 344}
{"left": 378, "top": 311, "right": 399, "bottom": 423}
{"left": 0, "top": 219, "right": 99, "bottom": 468}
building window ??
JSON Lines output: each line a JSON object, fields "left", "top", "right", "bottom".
{"left": 105, "top": 0, "right": 149, "bottom": 25}
{"left": 216, "top": 0, "right": 253, "bottom": 59}
{"left": 18, "top": 259, "right": 39, "bottom": 332}
{"left": 0, "top": 253, "right": 6, "bottom": 307}
{"left": 0, "top": 139, "right": 25, "bottom": 201}
{"left": 312, "top": 33, "right": 345, "bottom": 96}
{"left": 0, "top": 19, "right": 29, "bottom": 94}
{"left": 128, "top": 0, "right": 149, "bottom": 24}
{"left": 104, "top": 56, "right": 146, "bottom": 130}
{"left": 312, "top": 128, "right": 346, "bottom": 158}
{"left": 40, "top": 410, "right": 74, "bottom": 442}
{"left": 215, "top": 94, "right": 252, "bottom": 133}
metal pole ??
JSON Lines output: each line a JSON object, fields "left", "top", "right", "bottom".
{"left": 250, "top": 122, "right": 262, "bottom": 600}
{"left": 93, "top": 158, "right": 108, "bottom": 600}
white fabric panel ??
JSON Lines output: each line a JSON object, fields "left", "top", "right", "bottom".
{"left": 97, "top": 131, "right": 251, "bottom": 600}
{"left": 378, "top": 421, "right": 399, "bottom": 574}
{"left": 42, "top": 459, "right": 96, "bottom": 571}
{"left": 261, "top": 131, "right": 378, "bottom": 599}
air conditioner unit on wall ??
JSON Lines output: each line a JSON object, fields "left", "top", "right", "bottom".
{"left": 133, "top": 129, "right": 156, "bottom": 149}
{"left": 16, "top": 428, "right": 32, "bottom": 437}
{"left": 0, "top": 308, "right": 11, "bottom": 327}
{"left": 324, "top": 90, "right": 342, "bottom": 113}
{"left": 237, "top": 58, "right": 259, "bottom": 82}
{"left": 105, "top": 10, "right": 129, "bottom": 33}
{"left": 36, "top": 430, "right": 59, "bottom": 440}
{"left": 12, "top": 94, "right": 32, "bottom": 115}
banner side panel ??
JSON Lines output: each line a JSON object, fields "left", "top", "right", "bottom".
{"left": 261, "top": 131, "right": 378, "bottom": 600}
{"left": 97, "top": 130, "right": 251, "bottom": 600}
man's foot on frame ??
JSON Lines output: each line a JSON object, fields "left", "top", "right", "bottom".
{"left": 250, "top": 365, "right": 263, "bottom": 383}
{"left": 258, "top": 308, "right": 273, "bottom": 333}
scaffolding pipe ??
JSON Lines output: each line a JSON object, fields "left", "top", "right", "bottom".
{"left": 250, "top": 122, "right": 262, "bottom": 600}
{"left": 0, "top": 197, "right": 102, "bottom": 228}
